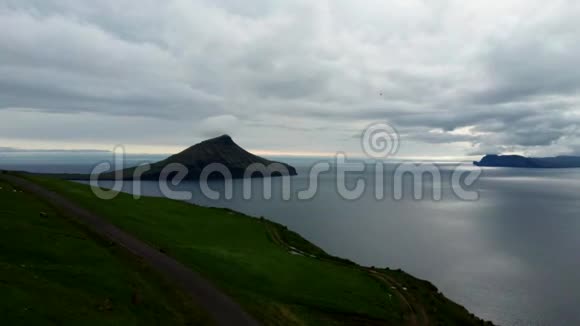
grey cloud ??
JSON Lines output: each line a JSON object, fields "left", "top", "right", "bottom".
{"left": 0, "top": 0, "right": 579, "bottom": 157}
{"left": 199, "top": 115, "right": 240, "bottom": 138}
{"left": 475, "top": 2, "right": 580, "bottom": 104}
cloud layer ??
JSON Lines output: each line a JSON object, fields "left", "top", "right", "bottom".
{"left": 1, "top": 0, "right": 579, "bottom": 157}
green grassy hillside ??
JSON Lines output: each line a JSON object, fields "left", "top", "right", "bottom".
{"left": 0, "top": 179, "right": 212, "bottom": 326}
{"left": 21, "top": 175, "right": 491, "bottom": 326}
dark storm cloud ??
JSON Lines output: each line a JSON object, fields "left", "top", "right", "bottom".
{"left": 0, "top": 0, "right": 579, "bottom": 156}
{"left": 474, "top": 3, "right": 580, "bottom": 105}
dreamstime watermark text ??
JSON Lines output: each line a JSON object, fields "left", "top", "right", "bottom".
{"left": 89, "top": 122, "right": 482, "bottom": 201}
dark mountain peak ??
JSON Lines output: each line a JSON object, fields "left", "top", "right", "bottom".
{"left": 175, "top": 134, "right": 242, "bottom": 159}
{"left": 202, "top": 134, "right": 234, "bottom": 145}
{"left": 36, "top": 135, "right": 297, "bottom": 180}
{"left": 112, "top": 135, "right": 298, "bottom": 180}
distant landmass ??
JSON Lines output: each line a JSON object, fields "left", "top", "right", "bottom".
{"left": 474, "top": 154, "right": 580, "bottom": 168}
{"left": 34, "top": 135, "right": 297, "bottom": 180}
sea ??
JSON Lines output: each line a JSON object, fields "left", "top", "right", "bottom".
{"left": 2, "top": 152, "right": 580, "bottom": 326}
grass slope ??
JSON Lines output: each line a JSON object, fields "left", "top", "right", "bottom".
{"left": 23, "top": 175, "right": 492, "bottom": 326}
{"left": 0, "top": 179, "right": 212, "bottom": 326}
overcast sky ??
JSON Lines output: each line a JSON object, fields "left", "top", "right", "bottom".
{"left": 1, "top": 0, "right": 580, "bottom": 159}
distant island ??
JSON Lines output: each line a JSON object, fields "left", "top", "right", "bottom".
{"left": 474, "top": 154, "right": 580, "bottom": 168}
{"left": 108, "top": 134, "right": 297, "bottom": 180}
{"left": 34, "top": 135, "right": 297, "bottom": 180}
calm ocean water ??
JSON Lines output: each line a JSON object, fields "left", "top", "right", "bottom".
{"left": 3, "top": 154, "right": 580, "bottom": 325}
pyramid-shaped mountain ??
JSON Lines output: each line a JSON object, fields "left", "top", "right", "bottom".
{"left": 112, "top": 135, "right": 297, "bottom": 180}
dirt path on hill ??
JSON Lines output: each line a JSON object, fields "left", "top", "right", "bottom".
{"left": 0, "top": 173, "right": 260, "bottom": 326}
{"left": 368, "top": 271, "right": 429, "bottom": 326}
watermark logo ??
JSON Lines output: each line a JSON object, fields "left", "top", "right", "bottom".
{"left": 89, "top": 122, "right": 481, "bottom": 202}
{"left": 361, "top": 122, "right": 399, "bottom": 159}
